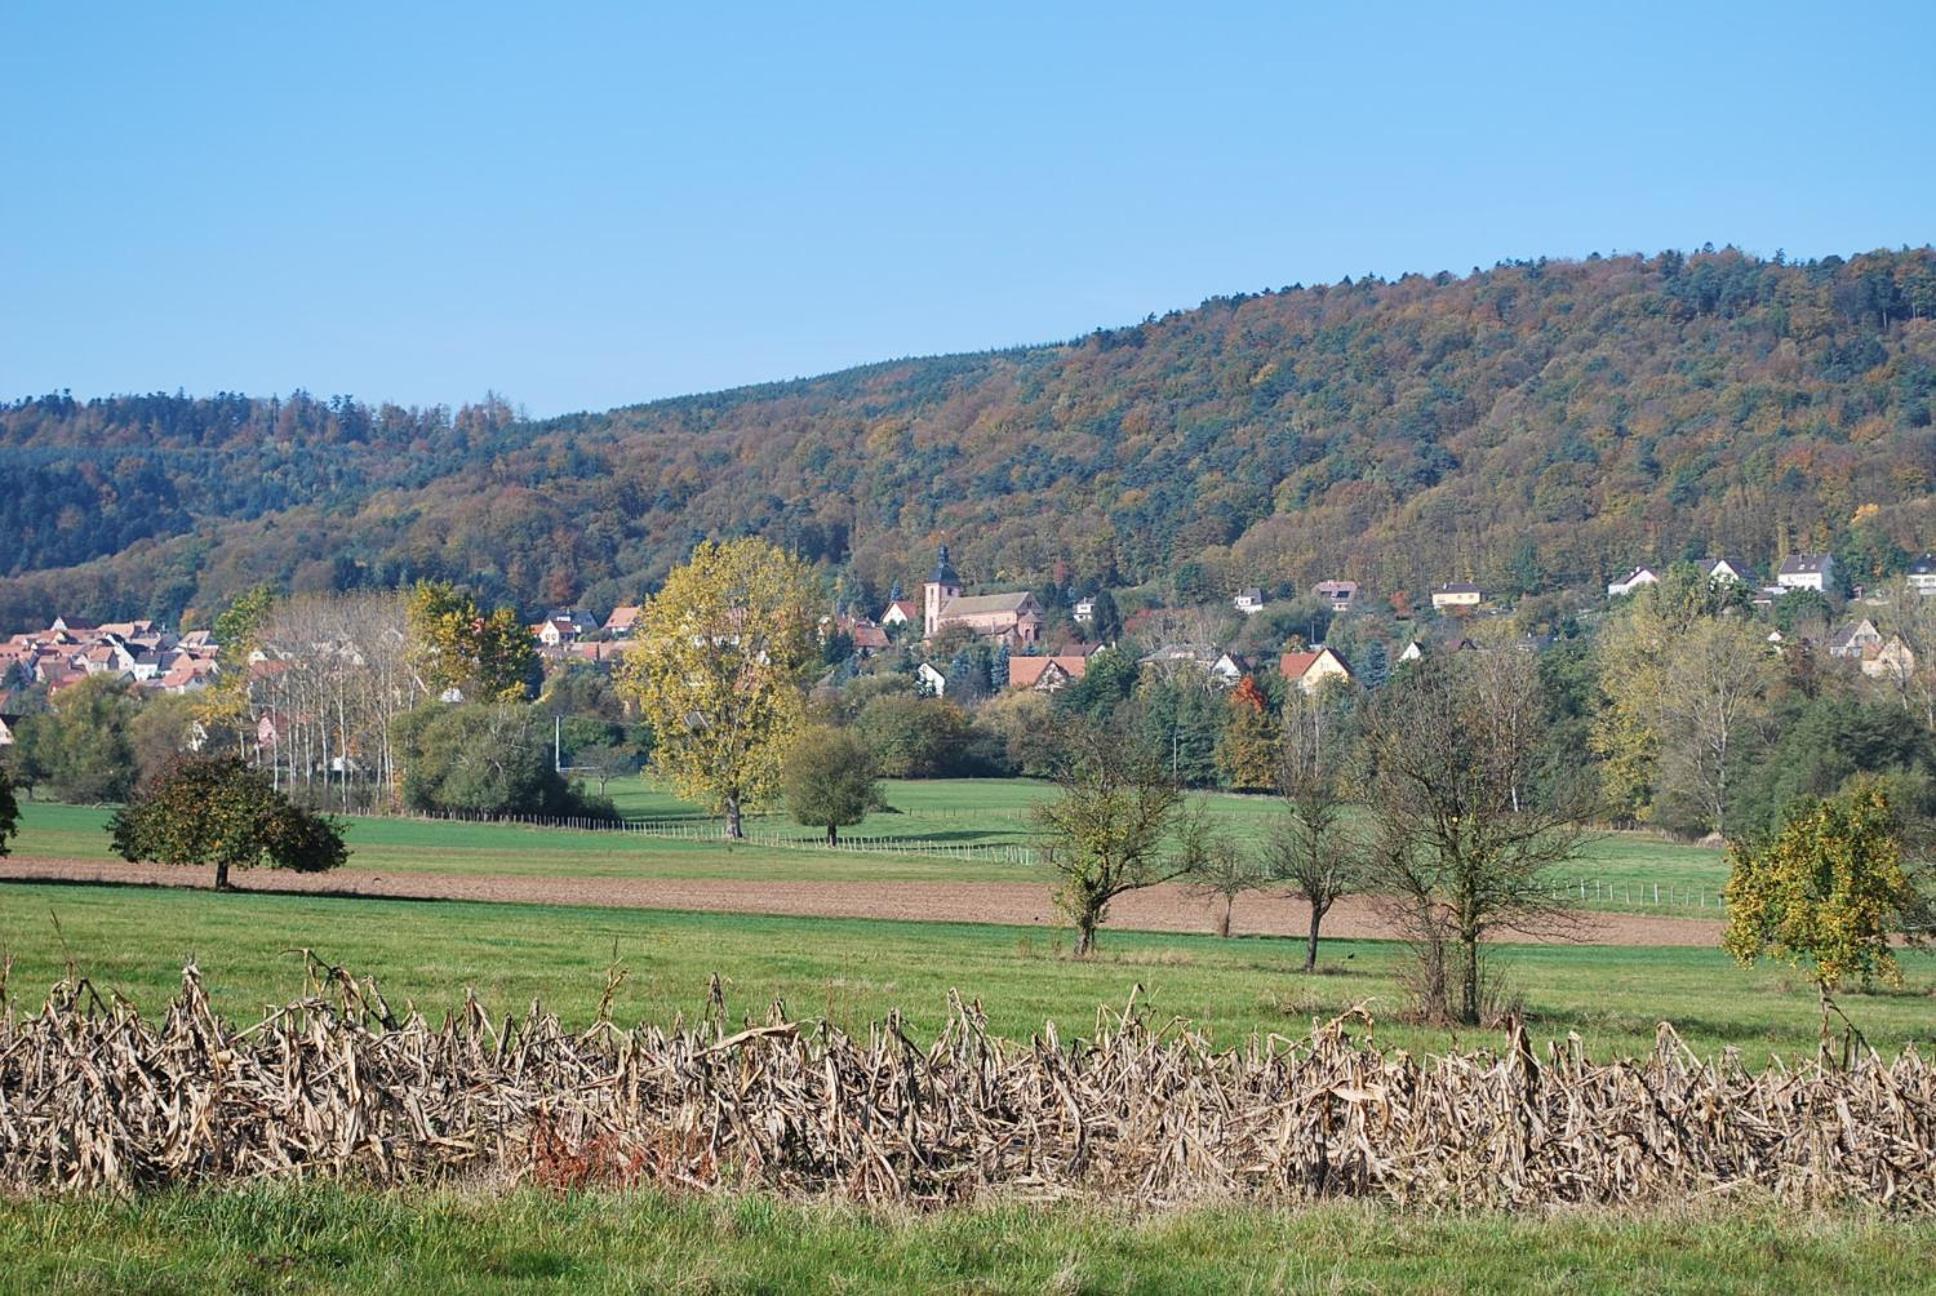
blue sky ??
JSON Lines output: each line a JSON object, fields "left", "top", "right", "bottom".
{"left": 4, "top": 2, "right": 1932, "bottom": 417}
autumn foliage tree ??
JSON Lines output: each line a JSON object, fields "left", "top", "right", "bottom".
{"left": 1723, "top": 781, "right": 1930, "bottom": 1053}
{"left": 405, "top": 581, "right": 539, "bottom": 703}
{"left": 618, "top": 538, "right": 821, "bottom": 838}
{"left": 109, "top": 755, "right": 347, "bottom": 891}
{"left": 1215, "top": 675, "right": 1279, "bottom": 790}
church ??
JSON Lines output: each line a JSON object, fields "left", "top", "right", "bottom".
{"left": 921, "top": 545, "right": 1042, "bottom": 646}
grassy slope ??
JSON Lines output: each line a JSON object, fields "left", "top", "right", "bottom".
{"left": 6, "top": 779, "right": 1734, "bottom": 903}
{"left": 2, "top": 882, "right": 1930, "bottom": 1061}
{"left": 3, "top": 1187, "right": 1932, "bottom": 1295}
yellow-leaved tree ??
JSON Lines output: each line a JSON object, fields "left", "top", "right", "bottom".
{"left": 618, "top": 538, "right": 821, "bottom": 838}
{"left": 404, "top": 581, "right": 538, "bottom": 703}
{"left": 1722, "top": 781, "right": 1930, "bottom": 1056}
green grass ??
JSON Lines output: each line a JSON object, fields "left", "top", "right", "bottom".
{"left": 1, "top": 1185, "right": 1930, "bottom": 1294}
{"left": 3, "top": 881, "right": 1930, "bottom": 1062}
{"left": 8, "top": 780, "right": 1734, "bottom": 907}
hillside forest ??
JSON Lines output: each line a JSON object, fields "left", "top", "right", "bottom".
{"left": 2, "top": 246, "right": 1934, "bottom": 628}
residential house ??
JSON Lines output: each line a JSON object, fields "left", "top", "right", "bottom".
{"left": 0, "top": 714, "right": 15, "bottom": 746}
{"left": 1698, "top": 557, "right": 1755, "bottom": 586}
{"left": 1072, "top": 597, "right": 1096, "bottom": 624}
{"left": 849, "top": 623, "right": 890, "bottom": 655}
{"left": 880, "top": 600, "right": 919, "bottom": 628}
{"left": 1008, "top": 654, "right": 1090, "bottom": 693}
{"left": 1606, "top": 566, "right": 1660, "bottom": 598}
{"left": 1233, "top": 588, "right": 1266, "bottom": 616}
{"left": 1279, "top": 646, "right": 1353, "bottom": 693}
{"left": 1863, "top": 636, "right": 1916, "bottom": 684}
{"left": 1827, "top": 619, "right": 1883, "bottom": 660}
{"left": 1430, "top": 582, "right": 1483, "bottom": 611}
{"left": 915, "top": 661, "right": 948, "bottom": 697}
{"left": 922, "top": 546, "right": 1042, "bottom": 645}
{"left": 536, "top": 617, "right": 580, "bottom": 649}
{"left": 1209, "top": 652, "right": 1251, "bottom": 687}
{"left": 1312, "top": 580, "right": 1359, "bottom": 611}
{"left": 603, "top": 605, "right": 642, "bottom": 638}
{"left": 1907, "top": 554, "right": 1936, "bottom": 596}
{"left": 1777, "top": 554, "right": 1835, "bottom": 593}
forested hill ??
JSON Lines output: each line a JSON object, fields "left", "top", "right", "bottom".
{"left": 4, "top": 247, "right": 1935, "bottom": 627}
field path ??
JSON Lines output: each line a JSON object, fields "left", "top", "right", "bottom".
{"left": 0, "top": 855, "right": 1726, "bottom": 947}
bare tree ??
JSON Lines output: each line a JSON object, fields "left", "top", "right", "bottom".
{"left": 1177, "top": 803, "right": 1264, "bottom": 937}
{"left": 1269, "top": 685, "right": 1369, "bottom": 971}
{"left": 1363, "top": 654, "right": 1590, "bottom": 1026}
{"left": 1656, "top": 617, "right": 1774, "bottom": 838}
{"left": 1033, "top": 714, "right": 1185, "bottom": 957}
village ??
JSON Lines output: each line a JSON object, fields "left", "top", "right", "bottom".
{"left": 5, "top": 543, "right": 1930, "bottom": 764}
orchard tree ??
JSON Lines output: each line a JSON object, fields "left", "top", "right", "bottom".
{"left": 782, "top": 725, "right": 887, "bottom": 844}
{"left": 618, "top": 538, "right": 821, "bottom": 838}
{"left": 109, "top": 755, "right": 347, "bottom": 891}
{"left": 1363, "top": 654, "right": 1589, "bottom": 1025}
{"left": 1033, "top": 714, "right": 1185, "bottom": 956}
{"left": 1269, "top": 686, "right": 1369, "bottom": 971}
{"left": 1723, "top": 781, "right": 1930, "bottom": 1052}
{"left": 1177, "top": 805, "right": 1263, "bottom": 937}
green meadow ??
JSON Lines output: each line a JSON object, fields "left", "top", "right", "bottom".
{"left": 2, "top": 1187, "right": 1929, "bottom": 1295}
{"left": 6, "top": 777, "right": 1734, "bottom": 905}
{"left": 2, "top": 881, "right": 1929, "bottom": 1062}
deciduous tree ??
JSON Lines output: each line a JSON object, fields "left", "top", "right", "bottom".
{"left": 1363, "top": 655, "right": 1589, "bottom": 1025}
{"left": 1269, "top": 686, "right": 1369, "bottom": 971}
{"left": 782, "top": 726, "right": 887, "bottom": 844}
{"left": 617, "top": 538, "right": 820, "bottom": 838}
{"left": 1723, "top": 781, "right": 1930, "bottom": 1052}
{"left": 1033, "top": 716, "right": 1185, "bottom": 956}
{"left": 108, "top": 755, "right": 347, "bottom": 891}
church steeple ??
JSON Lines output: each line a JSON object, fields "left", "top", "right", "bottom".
{"left": 930, "top": 544, "right": 959, "bottom": 587}
{"left": 923, "top": 543, "right": 962, "bottom": 639}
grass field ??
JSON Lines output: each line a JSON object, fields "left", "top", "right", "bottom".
{"left": 3, "top": 881, "right": 1930, "bottom": 1061}
{"left": 5, "top": 778, "right": 1735, "bottom": 904}
{"left": 2, "top": 1186, "right": 1931, "bottom": 1294}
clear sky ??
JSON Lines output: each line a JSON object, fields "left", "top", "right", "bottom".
{"left": 4, "top": 2, "right": 1932, "bottom": 418}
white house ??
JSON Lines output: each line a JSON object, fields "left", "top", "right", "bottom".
{"left": 1906, "top": 554, "right": 1936, "bottom": 596}
{"left": 1777, "top": 554, "right": 1835, "bottom": 593}
{"left": 1607, "top": 566, "right": 1660, "bottom": 598}
{"left": 1234, "top": 588, "right": 1266, "bottom": 616}
{"left": 1209, "top": 653, "right": 1250, "bottom": 687}
{"left": 1698, "top": 557, "right": 1754, "bottom": 586}
{"left": 1827, "top": 618, "right": 1883, "bottom": 660}
{"left": 1072, "top": 597, "right": 1096, "bottom": 624}
{"left": 915, "top": 661, "right": 948, "bottom": 697}
{"left": 1430, "top": 582, "right": 1483, "bottom": 610}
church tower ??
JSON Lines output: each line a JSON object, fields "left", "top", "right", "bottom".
{"left": 923, "top": 544, "right": 961, "bottom": 638}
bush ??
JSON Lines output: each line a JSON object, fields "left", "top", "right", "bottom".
{"left": 394, "top": 704, "right": 611, "bottom": 819}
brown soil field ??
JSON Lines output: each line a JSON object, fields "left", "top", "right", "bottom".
{"left": 0, "top": 855, "right": 1726, "bottom": 947}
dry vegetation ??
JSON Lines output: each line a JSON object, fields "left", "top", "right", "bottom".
{"left": 2, "top": 961, "right": 1931, "bottom": 1212}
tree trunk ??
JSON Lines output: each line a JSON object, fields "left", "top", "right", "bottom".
{"left": 1304, "top": 902, "right": 1324, "bottom": 972}
{"left": 1074, "top": 915, "right": 1097, "bottom": 958}
{"left": 826, "top": 823, "right": 838, "bottom": 846}
{"left": 214, "top": 860, "right": 231, "bottom": 892}
{"left": 724, "top": 796, "right": 743, "bottom": 840}
{"left": 1217, "top": 896, "right": 1232, "bottom": 938}
{"left": 1459, "top": 934, "right": 1481, "bottom": 1026}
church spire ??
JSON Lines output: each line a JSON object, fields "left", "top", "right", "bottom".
{"left": 930, "top": 544, "right": 959, "bottom": 587}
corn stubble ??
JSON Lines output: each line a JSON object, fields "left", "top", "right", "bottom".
{"left": 0, "top": 962, "right": 1929, "bottom": 1210}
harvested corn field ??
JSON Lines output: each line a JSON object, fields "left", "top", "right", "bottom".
{"left": 2, "top": 965, "right": 1931, "bottom": 1211}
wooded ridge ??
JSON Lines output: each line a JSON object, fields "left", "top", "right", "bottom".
{"left": 4, "top": 246, "right": 1933, "bottom": 624}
